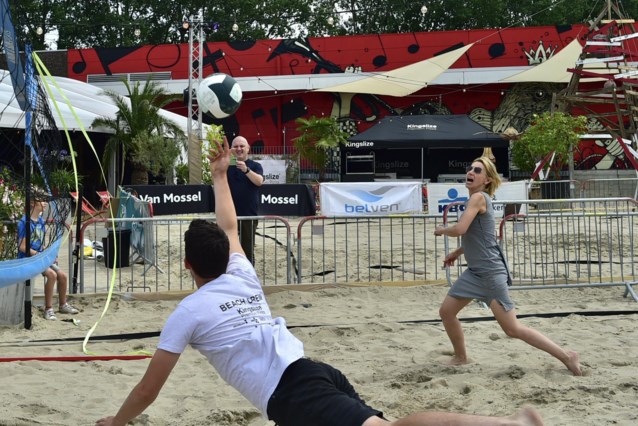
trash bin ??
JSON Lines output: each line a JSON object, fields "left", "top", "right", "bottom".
{"left": 103, "top": 228, "right": 131, "bottom": 268}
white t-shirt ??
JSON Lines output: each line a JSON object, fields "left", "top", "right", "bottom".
{"left": 158, "top": 253, "right": 304, "bottom": 416}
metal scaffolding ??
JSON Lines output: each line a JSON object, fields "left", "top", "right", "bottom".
{"left": 186, "top": 11, "right": 204, "bottom": 184}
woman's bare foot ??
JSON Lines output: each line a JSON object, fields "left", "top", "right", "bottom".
{"left": 509, "top": 406, "right": 545, "bottom": 426}
{"left": 564, "top": 350, "right": 582, "bottom": 376}
{"left": 447, "top": 355, "right": 469, "bottom": 366}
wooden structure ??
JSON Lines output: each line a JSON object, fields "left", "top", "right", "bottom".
{"left": 555, "top": 1, "right": 638, "bottom": 142}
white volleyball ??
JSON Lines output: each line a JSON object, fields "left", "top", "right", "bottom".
{"left": 197, "top": 73, "right": 242, "bottom": 119}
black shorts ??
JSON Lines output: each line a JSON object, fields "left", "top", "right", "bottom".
{"left": 266, "top": 358, "right": 383, "bottom": 426}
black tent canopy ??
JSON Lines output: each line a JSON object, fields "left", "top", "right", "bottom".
{"left": 342, "top": 115, "right": 508, "bottom": 182}
{"left": 346, "top": 114, "right": 507, "bottom": 148}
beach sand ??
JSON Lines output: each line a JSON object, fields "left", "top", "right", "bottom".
{"left": 1, "top": 284, "right": 637, "bottom": 425}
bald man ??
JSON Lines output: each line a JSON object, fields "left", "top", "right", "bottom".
{"left": 227, "top": 136, "right": 264, "bottom": 264}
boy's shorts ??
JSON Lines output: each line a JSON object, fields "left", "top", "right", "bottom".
{"left": 41, "top": 263, "right": 60, "bottom": 276}
{"left": 266, "top": 358, "right": 383, "bottom": 426}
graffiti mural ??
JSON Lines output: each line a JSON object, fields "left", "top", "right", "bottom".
{"left": 67, "top": 23, "right": 633, "bottom": 170}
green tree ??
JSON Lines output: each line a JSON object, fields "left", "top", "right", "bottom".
{"left": 12, "top": 0, "right": 638, "bottom": 48}
{"left": 91, "top": 78, "right": 186, "bottom": 186}
{"left": 511, "top": 111, "right": 587, "bottom": 180}
{"left": 293, "top": 116, "right": 349, "bottom": 181}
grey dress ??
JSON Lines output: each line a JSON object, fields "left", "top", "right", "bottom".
{"left": 448, "top": 192, "right": 514, "bottom": 311}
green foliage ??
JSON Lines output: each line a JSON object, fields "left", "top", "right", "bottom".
{"left": 92, "top": 78, "right": 186, "bottom": 185}
{"left": 511, "top": 112, "right": 588, "bottom": 179}
{"left": 294, "top": 116, "right": 349, "bottom": 181}
{"left": 10, "top": 0, "right": 618, "bottom": 49}
{"left": 43, "top": 169, "right": 80, "bottom": 196}
{"left": 201, "top": 125, "right": 226, "bottom": 184}
{"left": 0, "top": 169, "right": 24, "bottom": 260}
{"left": 0, "top": 169, "right": 24, "bottom": 221}
{"left": 175, "top": 163, "right": 189, "bottom": 185}
{"left": 130, "top": 131, "right": 182, "bottom": 178}
{"left": 28, "top": 148, "right": 81, "bottom": 196}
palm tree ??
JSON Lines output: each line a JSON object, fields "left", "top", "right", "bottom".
{"left": 92, "top": 78, "right": 186, "bottom": 186}
{"left": 294, "top": 116, "right": 349, "bottom": 181}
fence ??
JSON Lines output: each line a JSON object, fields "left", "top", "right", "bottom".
{"left": 32, "top": 196, "right": 635, "bottom": 301}
{"left": 499, "top": 198, "right": 638, "bottom": 286}
{"left": 74, "top": 215, "right": 293, "bottom": 293}
{"left": 295, "top": 215, "right": 448, "bottom": 284}
{"left": 251, "top": 145, "right": 341, "bottom": 183}
{"left": 443, "top": 197, "right": 638, "bottom": 299}
{"left": 576, "top": 178, "right": 638, "bottom": 199}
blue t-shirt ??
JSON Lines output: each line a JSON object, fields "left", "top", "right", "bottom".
{"left": 17, "top": 215, "right": 46, "bottom": 258}
{"left": 227, "top": 159, "right": 263, "bottom": 216}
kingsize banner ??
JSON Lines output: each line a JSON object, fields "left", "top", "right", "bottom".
{"left": 258, "top": 159, "right": 287, "bottom": 184}
{"left": 320, "top": 182, "right": 422, "bottom": 216}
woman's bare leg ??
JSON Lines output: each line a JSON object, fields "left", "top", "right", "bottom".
{"left": 490, "top": 301, "right": 581, "bottom": 376}
{"left": 439, "top": 296, "right": 472, "bottom": 364}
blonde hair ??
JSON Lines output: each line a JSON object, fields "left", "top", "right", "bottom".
{"left": 474, "top": 156, "right": 501, "bottom": 196}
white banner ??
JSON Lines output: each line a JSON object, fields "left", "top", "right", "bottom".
{"left": 258, "top": 159, "right": 287, "bottom": 184}
{"left": 320, "top": 182, "right": 422, "bottom": 216}
{"left": 427, "top": 181, "right": 528, "bottom": 217}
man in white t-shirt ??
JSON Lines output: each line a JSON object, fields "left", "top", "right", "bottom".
{"left": 96, "top": 137, "right": 545, "bottom": 426}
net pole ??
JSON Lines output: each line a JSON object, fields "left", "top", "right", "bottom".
{"left": 71, "top": 184, "right": 83, "bottom": 294}
{"left": 22, "top": 44, "right": 36, "bottom": 329}
{"left": 23, "top": 135, "right": 32, "bottom": 330}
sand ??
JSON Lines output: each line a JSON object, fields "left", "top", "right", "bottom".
{"left": 1, "top": 284, "right": 637, "bottom": 425}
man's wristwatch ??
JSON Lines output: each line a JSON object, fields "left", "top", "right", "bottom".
{"left": 244, "top": 167, "right": 251, "bottom": 174}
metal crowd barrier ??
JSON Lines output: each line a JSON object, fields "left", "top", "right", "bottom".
{"left": 576, "top": 178, "right": 638, "bottom": 199}
{"left": 442, "top": 197, "right": 638, "bottom": 300}
{"left": 528, "top": 178, "right": 638, "bottom": 200}
{"left": 67, "top": 197, "right": 638, "bottom": 299}
{"left": 74, "top": 215, "right": 292, "bottom": 293}
{"left": 295, "top": 215, "right": 448, "bottom": 284}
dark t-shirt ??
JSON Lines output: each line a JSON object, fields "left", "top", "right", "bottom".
{"left": 227, "top": 159, "right": 263, "bottom": 216}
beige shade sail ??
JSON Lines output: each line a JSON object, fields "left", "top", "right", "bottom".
{"left": 316, "top": 43, "right": 474, "bottom": 97}
{"left": 501, "top": 39, "right": 616, "bottom": 83}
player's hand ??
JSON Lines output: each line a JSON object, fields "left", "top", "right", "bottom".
{"left": 207, "top": 136, "right": 230, "bottom": 177}
{"left": 442, "top": 254, "right": 457, "bottom": 268}
{"left": 434, "top": 225, "right": 446, "bottom": 236}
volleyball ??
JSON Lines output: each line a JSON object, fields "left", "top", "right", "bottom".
{"left": 197, "top": 73, "right": 242, "bottom": 119}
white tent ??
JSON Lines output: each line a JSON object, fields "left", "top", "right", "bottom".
{"left": 0, "top": 70, "right": 201, "bottom": 134}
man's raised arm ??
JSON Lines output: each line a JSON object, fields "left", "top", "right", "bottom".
{"left": 208, "top": 137, "right": 244, "bottom": 255}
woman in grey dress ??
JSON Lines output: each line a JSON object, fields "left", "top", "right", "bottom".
{"left": 434, "top": 157, "right": 581, "bottom": 376}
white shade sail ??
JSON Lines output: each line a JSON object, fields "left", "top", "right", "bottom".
{"left": 0, "top": 69, "right": 200, "bottom": 134}
{"left": 316, "top": 43, "right": 474, "bottom": 96}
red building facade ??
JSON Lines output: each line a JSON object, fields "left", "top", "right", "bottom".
{"left": 66, "top": 23, "right": 629, "bottom": 171}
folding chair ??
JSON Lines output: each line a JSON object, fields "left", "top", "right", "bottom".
{"left": 96, "top": 190, "right": 113, "bottom": 210}
{"left": 69, "top": 192, "right": 103, "bottom": 218}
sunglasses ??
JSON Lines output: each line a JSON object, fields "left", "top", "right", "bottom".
{"left": 466, "top": 166, "right": 483, "bottom": 174}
